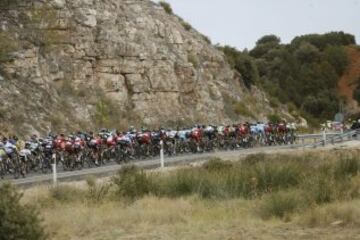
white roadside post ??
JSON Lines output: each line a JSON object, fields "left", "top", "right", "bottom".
{"left": 323, "top": 128, "right": 326, "bottom": 147}
{"left": 52, "top": 158, "right": 57, "bottom": 186}
{"left": 160, "top": 140, "right": 164, "bottom": 169}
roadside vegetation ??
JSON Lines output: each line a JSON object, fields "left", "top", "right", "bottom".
{"left": 159, "top": 1, "right": 173, "bottom": 15}
{"left": 12, "top": 150, "right": 360, "bottom": 239}
{"left": 0, "top": 184, "right": 47, "bottom": 240}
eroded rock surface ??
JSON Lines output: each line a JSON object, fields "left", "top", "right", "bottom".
{"left": 0, "top": 0, "right": 277, "bottom": 135}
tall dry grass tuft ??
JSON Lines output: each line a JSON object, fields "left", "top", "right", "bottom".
{"left": 85, "top": 176, "right": 111, "bottom": 203}
{"left": 49, "top": 185, "right": 85, "bottom": 203}
{"left": 299, "top": 200, "right": 360, "bottom": 227}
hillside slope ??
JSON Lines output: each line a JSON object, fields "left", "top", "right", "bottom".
{"left": 0, "top": 0, "right": 281, "bottom": 135}
{"left": 338, "top": 47, "right": 360, "bottom": 114}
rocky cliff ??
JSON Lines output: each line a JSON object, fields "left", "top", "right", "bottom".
{"left": 0, "top": 0, "right": 281, "bottom": 135}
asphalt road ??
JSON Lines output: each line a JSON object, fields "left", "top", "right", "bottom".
{"left": 5, "top": 135, "right": 358, "bottom": 187}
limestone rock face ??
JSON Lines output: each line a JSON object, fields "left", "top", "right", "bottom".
{"left": 0, "top": 0, "right": 277, "bottom": 135}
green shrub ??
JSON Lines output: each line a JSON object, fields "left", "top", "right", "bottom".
{"left": 259, "top": 190, "right": 305, "bottom": 220}
{"left": 161, "top": 169, "right": 198, "bottom": 197}
{"left": 233, "top": 102, "right": 255, "bottom": 118}
{"left": 0, "top": 183, "right": 47, "bottom": 240}
{"left": 269, "top": 97, "right": 280, "bottom": 108}
{"left": 92, "top": 95, "right": 123, "bottom": 129}
{"left": 159, "top": 1, "right": 173, "bottom": 15}
{"left": 251, "top": 159, "right": 302, "bottom": 193}
{"left": 0, "top": 31, "right": 17, "bottom": 62}
{"left": 267, "top": 113, "right": 281, "bottom": 123}
{"left": 181, "top": 21, "right": 192, "bottom": 31}
{"left": 187, "top": 53, "right": 199, "bottom": 68}
{"left": 112, "top": 165, "right": 155, "bottom": 200}
{"left": 218, "top": 45, "right": 258, "bottom": 88}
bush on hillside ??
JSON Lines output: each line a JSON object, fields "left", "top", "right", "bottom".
{"left": 218, "top": 45, "right": 259, "bottom": 88}
{"left": 0, "top": 32, "right": 17, "bottom": 62}
{"left": 181, "top": 21, "right": 192, "bottom": 31}
{"left": 267, "top": 113, "right": 281, "bottom": 123}
{"left": 159, "top": 1, "right": 173, "bottom": 15}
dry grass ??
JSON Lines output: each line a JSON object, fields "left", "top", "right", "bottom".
{"left": 19, "top": 150, "right": 360, "bottom": 240}
{"left": 298, "top": 199, "right": 360, "bottom": 228}
{"left": 23, "top": 190, "right": 360, "bottom": 240}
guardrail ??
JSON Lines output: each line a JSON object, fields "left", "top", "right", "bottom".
{"left": 297, "top": 132, "right": 340, "bottom": 140}
{"left": 302, "top": 129, "right": 360, "bottom": 148}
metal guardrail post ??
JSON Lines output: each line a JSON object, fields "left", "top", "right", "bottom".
{"left": 52, "top": 159, "right": 57, "bottom": 186}
{"left": 160, "top": 140, "right": 164, "bottom": 169}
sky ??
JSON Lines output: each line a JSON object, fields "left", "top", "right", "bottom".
{"left": 154, "top": 0, "right": 360, "bottom": 50}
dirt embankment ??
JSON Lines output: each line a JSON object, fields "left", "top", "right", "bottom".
{"left": 338, "top": 47, "right": 360, "bottom": 113}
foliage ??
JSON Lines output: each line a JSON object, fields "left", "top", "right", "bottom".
{"left": 222, "top": 93, "right": 255, "bottom": 120}
{"left": 110, "top": 151, "right": 360, "bottom": 206}
{"left": 187, "top": 53, "right": 199, "bottom": 68}
{"left": 219, "top": 31, "right": 356, "bottom": 121}
{"left": 267, "top": 113, "right": 281, "bottom": 123}
{"left": 218, "top": 45, "right": 259, "bottom": 88}
{"left": 112, "top": 165, "right": 155, "bottom": 200}
{"left": 0, "top": 31, "right": 17, "bottom": 62}
{"left": 233, "top": 101, "right": 255, "bottom": 118}
{"left": 0, "top": 183, "right": 47, "bottom": 240}
{"left": 181, "top": 21, "right": 192, "bottom": 31}
{"left": 250, "top": 35, "right": 281, "bottom": 58}
{"left": 26, "top": 5, "right": 64, "bottom": 48}
{"left": 93, "top": 94, "right": 122, "bottom": 129}
{"left": 291, "top": 31, "right": 355, "bottom": 50}
{"left": 294, "top": 42, "right": 320, "bottom": 63}
{"left": 159, "top": 1, "right": 173, "bottom": 15}
{"left": 259, "top": 190, "right": 305, "bottom": 220}
{"left": 324, "top": 45, "right": 349, "bottom": 75}
{"left": 202, "top": 34, "right": 211, "bottom": 44}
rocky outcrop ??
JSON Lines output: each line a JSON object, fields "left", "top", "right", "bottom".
{"left": 0, "top": 0, "right": 279, "bottom": 135}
